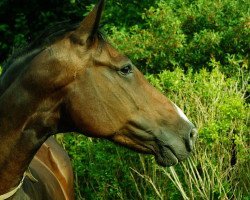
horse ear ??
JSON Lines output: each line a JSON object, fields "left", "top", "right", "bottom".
{"left": 72, "top": 0, "right": 105, "bottom": 44}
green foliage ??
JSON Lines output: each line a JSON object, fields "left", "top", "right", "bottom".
{"left": 109, "top": 0, "right": 250, "bottom": 73}
{"left": 148, "top": 66, "right": 249, "bottom": 199}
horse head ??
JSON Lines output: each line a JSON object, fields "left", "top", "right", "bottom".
{"left": 22, "top": 0, "right": 197, "bottom": 167}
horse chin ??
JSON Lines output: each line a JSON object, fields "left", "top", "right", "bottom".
{"left": 154, "top": 146, "right": 179, "bottom": 167}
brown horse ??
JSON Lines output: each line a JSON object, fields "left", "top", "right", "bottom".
{"left": 0, "top": 0, "right": 197, "bottom": 199}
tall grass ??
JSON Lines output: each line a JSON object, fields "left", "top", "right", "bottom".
{"left": 144, "top": 66, "right": 250, "bottom": 199}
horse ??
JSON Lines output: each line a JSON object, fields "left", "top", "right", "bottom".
{"left": 0, "top": 0, "right": 197, "bottom": 199}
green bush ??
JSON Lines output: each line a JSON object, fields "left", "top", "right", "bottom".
{"left": 108, "top": 0, "right": 250, "bottom": 74}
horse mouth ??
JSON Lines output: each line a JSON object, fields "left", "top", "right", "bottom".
{"left": 111, "top": 131, "right": 188, "bottom": 167}
{"left": 154, "top": 145, "right": 179, "bottom": 167}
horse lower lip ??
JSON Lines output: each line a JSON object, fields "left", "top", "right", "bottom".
{"left": 156, "top": 146, "right": 178, "bottom": 167}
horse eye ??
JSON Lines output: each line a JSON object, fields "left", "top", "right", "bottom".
{"left": 120, "top": 64, "right": 133, "bottom": 75}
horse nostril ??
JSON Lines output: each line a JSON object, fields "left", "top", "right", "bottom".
{"left": 185, "top": 128, "right": 198, "bottom": 152}
{"left": 190, "top": 128, "right": 198, "bottom": 140}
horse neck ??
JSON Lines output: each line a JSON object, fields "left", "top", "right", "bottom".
{"left": 0, "top": 82, "right": 61, "bottom": 194}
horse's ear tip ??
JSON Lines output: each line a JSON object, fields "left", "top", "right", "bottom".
{"left": 73, "top": 0, "right": 105, "bottom": 42}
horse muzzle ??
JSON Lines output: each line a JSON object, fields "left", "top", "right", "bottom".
{"left": 154, "top": 128, "right": 198, "bottom": 167}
